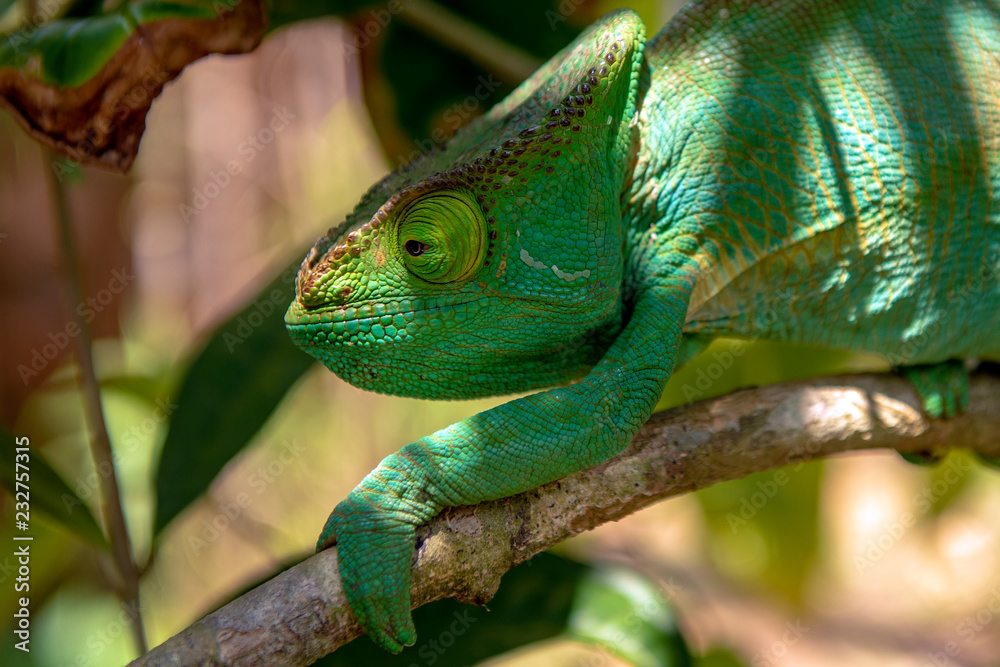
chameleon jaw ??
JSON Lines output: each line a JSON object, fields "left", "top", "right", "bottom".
{"left": 284, "top": 296, "right": 489, "bottom": 353}
{"left": 284, "top": 295, "right": 502, "bottom": 398}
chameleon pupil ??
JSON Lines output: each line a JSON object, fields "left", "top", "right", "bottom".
{"left": 405, "top": 240, "right": 427, "bottom": 256}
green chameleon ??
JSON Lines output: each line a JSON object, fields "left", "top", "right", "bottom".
{"left": 285, "top": 0, "right": 1000, "bottom": 652}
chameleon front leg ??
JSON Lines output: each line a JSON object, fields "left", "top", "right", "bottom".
{"left": 321, "top": 279, "right": 692, "bottom": 652}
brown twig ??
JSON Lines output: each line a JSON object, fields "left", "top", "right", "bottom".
{"left": 47, "top": 156, "right": 147, "bottom": 655}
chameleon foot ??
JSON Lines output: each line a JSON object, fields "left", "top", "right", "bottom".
{"left": 896, "top": 361, "right": 969, "bottom": 466}
{"left": 323, "top": 493, "right": 419, "bottom": 653}
{"left": 900, "top": 360, "right": 969, "bottom": 419}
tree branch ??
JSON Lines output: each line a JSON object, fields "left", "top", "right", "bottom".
{"left": 132, "top": 369, "right": 1000, "bottom": 667}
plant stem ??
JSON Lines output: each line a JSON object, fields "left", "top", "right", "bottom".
{"left": 46, "top": 156, "right": 148, "bottom": 656}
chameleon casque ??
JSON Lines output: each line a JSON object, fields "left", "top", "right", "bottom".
{"left": 284, "top": 0, "right": 1000, "bottom": 652}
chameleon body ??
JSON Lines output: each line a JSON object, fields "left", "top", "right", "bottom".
{"left": 285, "top": 0, "right": 1000, "bottom": 651}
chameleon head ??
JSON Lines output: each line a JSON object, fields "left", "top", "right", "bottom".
{"left": 284, "top": 171, "right": 621, "bottom": 399}
{"left": 285, "top": 10, "right": 646, "bottom": 399}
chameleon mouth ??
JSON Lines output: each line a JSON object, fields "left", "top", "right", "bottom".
{"left": 284, "top": 297, "right": 485, "bottom": 347}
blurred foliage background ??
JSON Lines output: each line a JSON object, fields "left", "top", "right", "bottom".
{"left": 2, "top": 0, "right": 1000, "bottom": 665}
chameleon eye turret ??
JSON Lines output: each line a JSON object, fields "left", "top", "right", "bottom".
{"left": 394, "top": 190, "right": 486, "bottom": 284}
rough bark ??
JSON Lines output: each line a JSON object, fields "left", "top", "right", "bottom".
{"left": 131, "top": 369, "right": 1000, "bottom": 666}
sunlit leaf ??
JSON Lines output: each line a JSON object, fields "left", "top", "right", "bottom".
{"left": 101, "top": 374, "right": 169, "bottom": 406}
{"left": 697, "top": 462, "right": 823, "bottom": 605}
{"left": 567, "top": 566, "right": 692, "bottom": 667}
{"left": 0, "top": 0, "right": 74, "bottom": 35}
{"left": 0, "top": 425, "right": 107, "bottom": 547}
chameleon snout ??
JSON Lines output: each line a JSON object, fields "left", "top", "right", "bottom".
{"left": 299, "top": 274, "right": 352, "bottom": 309}
{"left": 298, "top": 226, "right": 380, "bottom": 309}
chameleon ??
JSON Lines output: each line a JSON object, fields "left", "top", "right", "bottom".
{"left": 284, "top": 0, "right": 1000, "bottom": 652}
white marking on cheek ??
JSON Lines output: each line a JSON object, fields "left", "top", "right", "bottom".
{"left": 551, "top": 265, "right": 591, "bottom": 281}
{"left": 516, "top": 230, "right": 545, "bottom": 271}
{"left": 516, "top": 230, "right": 589, "bottom": 281}
{"left": 519, "top": 248, "right": 548, "bottom": 271}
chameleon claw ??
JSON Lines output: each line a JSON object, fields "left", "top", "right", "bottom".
{"left": 351, "top": 585, "right": 415, "bottom": 653}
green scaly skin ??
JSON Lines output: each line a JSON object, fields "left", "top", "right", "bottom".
{"left": 285, "top": 1, "right": 1000, "bottom": 652}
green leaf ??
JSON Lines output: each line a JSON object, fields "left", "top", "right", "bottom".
{"left": 0, "top": 3, "right": 219, "bottom": 86}
{"left": 567, "top": 566, "right": 693, "bottom": 667}
{"left": 0, "top": 0, "right": 266, "bottom": 171}
{"left": 697, "top": 462, "right": 822, "bottom": 606}
{"left": 101, "top": 373, "right": 170, "bottom": 405}
{"left": 694, "top": 648, "right": 748, "bottom": 667}
{"left": 0, "top": 426, "right": 107, "bottom": 548}
{"left": 154, "top": 259, "right": 314, "bottom": 534}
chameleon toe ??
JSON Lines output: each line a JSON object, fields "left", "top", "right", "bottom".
{"left": 900, "top": 361, "right": 970, "bottom": 420}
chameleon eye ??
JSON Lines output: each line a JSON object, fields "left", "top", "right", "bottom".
{"left": 396, "top": 190, "right": 486, "bottom": 283}
{"left": 404, "top": 240, "right": 427, "bottom": 257}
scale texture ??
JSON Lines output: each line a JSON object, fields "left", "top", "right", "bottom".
{"left": 285, "top": 0, "right": 1000, "bottom": 651}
